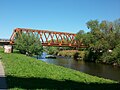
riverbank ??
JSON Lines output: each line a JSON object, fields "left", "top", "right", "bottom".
{"left": 57, "top": 50, "right": 120, "bottom": 67}
{"left": 0, "top": 49, "right": 120, "bottom": 89}
{"left": 57, "top": 50, "right": 85, "bottom": 59}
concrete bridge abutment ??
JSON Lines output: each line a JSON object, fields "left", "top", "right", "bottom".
{"left": 4, "top": 45, "right": 13, "bottom": 53}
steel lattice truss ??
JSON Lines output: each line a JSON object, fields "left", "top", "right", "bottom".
{"left": 10, "top": 28, "right": 85, "bottom": 47}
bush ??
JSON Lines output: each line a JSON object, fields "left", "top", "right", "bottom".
{"left": 98, "top": 43, "right": 120, "bottom": 66}
{"left": 45, "top": 46, "right": 59, "bottom": 55}
{"left": 99, "top": 52, "right": 113, "bottom": 64}
{"left": 111, "top": 44, "right": 120, "bottom": 66}
{"left": 14, "top": 32, "right": 43, "bottom": 56}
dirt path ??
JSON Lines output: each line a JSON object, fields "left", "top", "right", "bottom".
{"left": 0, "top": 61, "right": 7, "bottom": 89}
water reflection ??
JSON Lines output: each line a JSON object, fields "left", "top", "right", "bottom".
{"left": 39, "top": 53, "right": 120, "bottom": 81}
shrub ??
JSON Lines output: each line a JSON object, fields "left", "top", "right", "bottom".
{"left": 14, "top": 32, "right": 43, "bottom": 56}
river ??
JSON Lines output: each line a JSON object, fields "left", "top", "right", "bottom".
{"left": 39, "top": 52, "right": 120, "bottom": 81}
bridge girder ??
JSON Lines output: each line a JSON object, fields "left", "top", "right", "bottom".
{"left": 9, "top": 28, "right": 85, "bottom": 48}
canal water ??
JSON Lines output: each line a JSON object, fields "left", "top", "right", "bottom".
{"left": 39, "top": 53, "right": 120, "bottom": 81}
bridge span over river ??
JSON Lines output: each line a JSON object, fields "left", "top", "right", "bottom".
{"left": 0, "top": 28, "right": 86, "bottom": 48}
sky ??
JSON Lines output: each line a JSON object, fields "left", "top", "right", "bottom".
{"left": 0, "top": 0, "right": 120, "bottom": 39}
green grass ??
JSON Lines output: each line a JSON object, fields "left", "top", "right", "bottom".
{"left": 0, "top": 49, "right": 120, "bottom": 90}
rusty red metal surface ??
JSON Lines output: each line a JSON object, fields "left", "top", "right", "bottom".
{"left": 9, "top": 28, "right": 85, "bottom": 48}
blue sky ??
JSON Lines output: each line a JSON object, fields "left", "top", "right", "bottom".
{"left": 0, "top": 0, "right": 120, "bottom": 39}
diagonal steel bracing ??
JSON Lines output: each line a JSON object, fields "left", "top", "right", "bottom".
{"left": 9, "top": 28, "right": 85, "bottom": 48}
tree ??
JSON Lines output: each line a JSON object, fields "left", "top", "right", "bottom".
{"left": 14, "top": 32, "right": 43, "bottom": 56}
{"left": 76, "top": 19, "right": 120, "bottom": 61}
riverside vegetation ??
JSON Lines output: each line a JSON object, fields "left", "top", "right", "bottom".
{"left": 46, "top": 18, "right": 120, "bottom": 67}
{"left": 76, "top": 19, "right": 120, "bottom": 66}
{"left": 0, "top": 49, "right": 120, "bottom": 90}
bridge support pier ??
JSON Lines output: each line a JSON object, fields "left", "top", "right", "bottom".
{"left": 4, "top": 45, "right": 13, "bottom": 53}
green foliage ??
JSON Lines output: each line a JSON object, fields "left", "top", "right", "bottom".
{"left": 110, "top": 45, "right": 120, "bottom": 63}
{"left": 100, "top": 44, "right": 120, "bottom": 65}
{"left": 76, "top": 18, "right": 120, "bottom": 65}
{"left": 14, "top": 32, "right": 43, "bottom": 56}
{"left": 44, "top": 46, "right": 59, "bottom": 55}
{"left": 0, "top": 49, "right": 119, "bottom": 89}
{"left": 76, "top": 30, "right": 86, "bottom": 47}
{"left": 44, "top": 46, "right": 73, "bottom": 55}
{"left": 58, "top": 50, "right": 77, "bottom": 57}
{"left": 99, "top": 52, "right": 113, "bottom": 64}
{"left": 57, "top": 50, "right": 86, "bottom": 59}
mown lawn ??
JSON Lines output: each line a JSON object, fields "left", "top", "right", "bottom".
{"left": 0, "top": 49, "right": 120, "bottom": 90}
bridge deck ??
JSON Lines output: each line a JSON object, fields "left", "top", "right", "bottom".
{"left": 0, "top": 39, "right": 10, "bottom": 45}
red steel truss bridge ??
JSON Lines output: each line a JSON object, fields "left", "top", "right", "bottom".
{"left": 1, "top": 28, "right": 86, "bottom": 48}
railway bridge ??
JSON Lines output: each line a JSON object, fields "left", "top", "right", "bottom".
{"left": 0, "top": 28, "right": 85, "bottom": 48}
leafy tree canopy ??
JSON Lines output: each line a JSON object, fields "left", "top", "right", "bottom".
{"left": 76, "top": 18, "right": 120, "bottom": 65}
{"left": 14, "top": 32, "right": 43, "bottom": 56}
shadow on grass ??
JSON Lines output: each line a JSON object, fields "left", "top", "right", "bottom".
{"left": 3, "top": 75, "right": 120, "bottom": 90}
{"left": 0, "top": 77, "right": 7, "bottom": 89}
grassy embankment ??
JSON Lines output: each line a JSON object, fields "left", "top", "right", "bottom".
{"left": 0, "top": 49, "right": 120, "bottom": 90}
